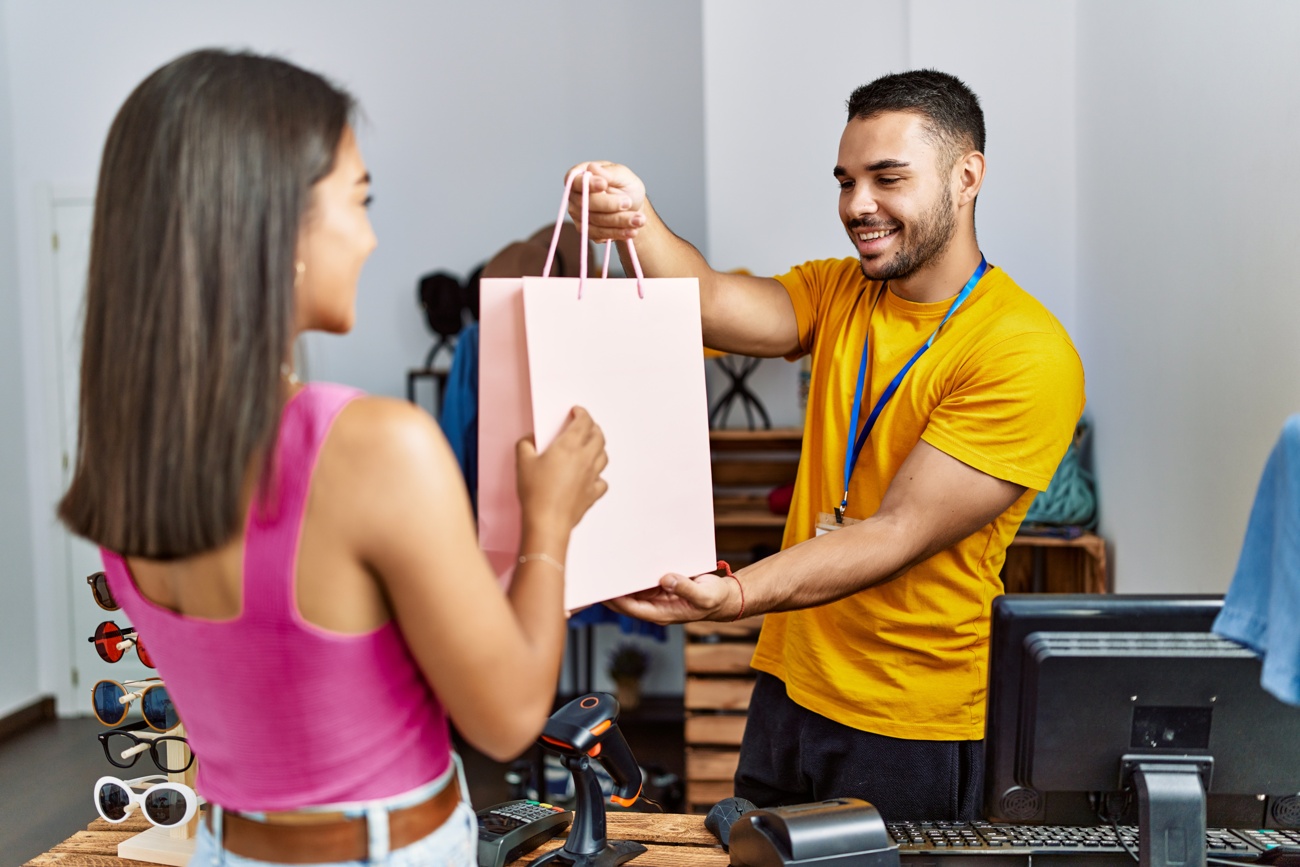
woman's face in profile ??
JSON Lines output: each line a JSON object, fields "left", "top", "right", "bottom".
{"left": 294, "top": 125, "right": 376, "bottom": 334}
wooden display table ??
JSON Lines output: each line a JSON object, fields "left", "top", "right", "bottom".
{"left": 23, "top": 814, "right": 156, "bottom": 865}
{"left": 24, "top": 812, "right": 728, "bottom": 866}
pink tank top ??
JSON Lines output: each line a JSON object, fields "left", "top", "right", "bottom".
{"left": 101, "top": 383, "right": 452, "bottom": 811}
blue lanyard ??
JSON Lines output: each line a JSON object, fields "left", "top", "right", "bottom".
{"left": 837, "top": 256, "right": 989, "bottom": 521}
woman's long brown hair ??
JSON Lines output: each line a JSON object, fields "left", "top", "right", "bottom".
{"left": 58, "top": 49, "right": 353, "bottom": 559}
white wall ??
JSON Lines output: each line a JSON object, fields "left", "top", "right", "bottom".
{"left": 1077, "top": 1, "right": 1300, "bottom": 592}
{"left": 7, "top": 0, "right": 1300, "bottom": 720}
{"left": 2, "top": 1, "right": 705, "bottom": 715}
{"left": 699, "top": 0, "right": 1078, "bottom": 430}
{"left": 908, "top": 0, "right": 1077, "bottom": 330}
{"left": 0, "top": 2, "right": 41, "bottom": 719}
{"left": 699, "top": 1, "right": 906, "bottom": 429}
{"left": 4, "top": 1, "right": 707, "bottom": 397}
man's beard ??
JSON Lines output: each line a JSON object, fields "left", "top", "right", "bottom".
{"left": 857, "top": 191, "right": 957, "bottom": 283}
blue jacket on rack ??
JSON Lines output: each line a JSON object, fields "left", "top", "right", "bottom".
{"left": 1213, "top": 414, "right": 1300, "bottom": 706}
{"left": 439, "top": 323, "right": 479, "bottom": 513}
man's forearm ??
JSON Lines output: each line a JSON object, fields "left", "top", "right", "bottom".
{"left": 730, "top": 514, "right": 926, "bottom": 619}
{"left": 617, "top": 198, "right": 796, "bottom": 356}
{"left": 615, "top": 197, "right": 717, "bottom": 286}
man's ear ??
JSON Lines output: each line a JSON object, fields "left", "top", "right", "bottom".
{"left": 954, "top": 150, "right": 986, "bottom": 208}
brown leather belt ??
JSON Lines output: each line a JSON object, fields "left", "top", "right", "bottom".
{"left": 207, "top": 780, "right": 460, "bottom": 864}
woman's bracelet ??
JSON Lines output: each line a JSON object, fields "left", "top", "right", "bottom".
{"left": 518, "top": 552, "right": 565, "bottom": 574}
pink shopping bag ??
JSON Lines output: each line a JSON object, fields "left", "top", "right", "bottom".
{"left": 478, "top": 171, "right": 717, "bottom": 611}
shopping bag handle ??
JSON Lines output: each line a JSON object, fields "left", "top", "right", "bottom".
{"left": 542, "top": 167, "right": 646, "bottom": 300}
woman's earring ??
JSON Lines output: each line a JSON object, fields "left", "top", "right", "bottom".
{"left": 294, "top": 261, "right": 306, "bottom": 289}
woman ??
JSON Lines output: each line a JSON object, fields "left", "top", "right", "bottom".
{"left": 59, "top": 49, "right": 607, "bottom": 865}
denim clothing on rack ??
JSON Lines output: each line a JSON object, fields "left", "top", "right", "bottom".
{"left": 1213, "top": 414, "right": 1300, "bottom": 706}
{"left": 439, "top": 322, "right": 480, "bottom": 513}
{"left": 568, "top": 602, "right": 667, "bottom": 641}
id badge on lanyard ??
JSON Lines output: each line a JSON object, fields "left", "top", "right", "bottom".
{"left": 830, "top": 257, "right": 988, "bottom": 528}
{"left": 816, "top": 511, "right": 862, "bottom": 536}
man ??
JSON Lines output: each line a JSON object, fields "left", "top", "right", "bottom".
{"left": 572, "top": 70, "right": 1085, "bottom": 821}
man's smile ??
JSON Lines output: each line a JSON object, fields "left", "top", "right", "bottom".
{"left": 853, "top": 225, "right": 899, "bottom": 254}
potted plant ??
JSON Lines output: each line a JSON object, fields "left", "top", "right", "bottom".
{"left": 607, "top": 642, "right": 650, "bottom": 712}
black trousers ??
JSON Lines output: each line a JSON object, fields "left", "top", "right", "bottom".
{"left": 734, "top": 672, "right": 984, "bottom": 822}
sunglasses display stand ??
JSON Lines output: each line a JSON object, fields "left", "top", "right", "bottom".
{"left": 116, "top": 724, "right": 199, "bottom": 866}
{"left": 86, "top": 572, "right": 200, "bottom": 864}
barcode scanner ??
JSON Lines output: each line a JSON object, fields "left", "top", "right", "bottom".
{"left": 532, "top": 693, "right": 647, "bottom": 867}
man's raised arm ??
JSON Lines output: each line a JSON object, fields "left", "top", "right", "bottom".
{"left": 565, "top": 161, "right": 800, "bottom": 358}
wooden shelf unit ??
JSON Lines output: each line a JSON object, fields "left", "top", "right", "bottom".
{"left": 710, "top": 429, "right": 801, "bottom": 569}
{"left": 1002, "top": 531, "right": 1108, "bottom": 594}
{"left": 683, "top": 616, "right": 764, "bottom": 813}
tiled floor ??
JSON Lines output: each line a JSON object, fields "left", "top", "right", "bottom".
{"left": 2, "top": 699, "right": 684, "bottom": 865}
{"left": 2, "top": 714, "right": 109, "bottom": 865}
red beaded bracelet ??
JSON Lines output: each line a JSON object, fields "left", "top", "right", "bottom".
{"left": 715, "top": 560, "right": 744, "bottom": 622}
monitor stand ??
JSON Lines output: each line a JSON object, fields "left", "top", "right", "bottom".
{"left": 1123, "top": 756, "right": 1214, "bottom": 867}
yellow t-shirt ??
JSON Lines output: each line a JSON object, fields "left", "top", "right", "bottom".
{"left": 751, "top": 257, "right": 1086, "bottom": 740}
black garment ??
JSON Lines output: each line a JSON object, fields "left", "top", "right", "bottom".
{"left": 734, "top": 672, "right": 984, "bottom": 822}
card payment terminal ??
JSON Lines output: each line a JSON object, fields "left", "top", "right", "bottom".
{"left": 477, "top": 799, "right": 572, "bottom": 867}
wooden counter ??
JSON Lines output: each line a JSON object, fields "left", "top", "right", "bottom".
{"left": 23, "top": 814, "right": 157, "bottom": 865}
{"left": 25, "top": 812, "right": 729, "bottom": 866}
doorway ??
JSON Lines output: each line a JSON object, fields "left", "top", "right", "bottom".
{"left": 47, "top": 194, "right": 153, "bottom": 714}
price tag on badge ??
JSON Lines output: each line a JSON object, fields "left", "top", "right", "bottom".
{"left": 815, "top": 511, "right": 863, "bottom": 536}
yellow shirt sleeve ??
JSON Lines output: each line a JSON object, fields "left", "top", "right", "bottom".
{"left": 922, "top": 328, "right": 1085, "bottom": 492}
{"left": 775, "top": 258, "right": 865, "bottom": 360}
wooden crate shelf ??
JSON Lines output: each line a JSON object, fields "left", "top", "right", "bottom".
{"left": 711, "top": 429, "right": 800, "bottom": 569}
{"left": 683, "top": 714, "right": 747, "bottom": 745}
{"left": 684, "top": 641, "right": 758, "bottom": 675}
{"left": 682, "top": 616, "right": 763, "bottom": 812}
{"left": 1003, "top": 532, "right": 1108, "bottom": 594}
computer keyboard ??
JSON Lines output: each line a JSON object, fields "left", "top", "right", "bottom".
{"left": 886, "top": 821, "right": 1300, "bottom": 863}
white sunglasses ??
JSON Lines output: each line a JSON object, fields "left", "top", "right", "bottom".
{"left": 93, "top": 774, "right": 199, "bottom": 828}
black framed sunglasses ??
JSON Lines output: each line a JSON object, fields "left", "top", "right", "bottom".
{"left": 87, "top": 571, "right": 118, "bottom": 611}
{"left": 97, "top": 721, "right": 194, "bottom": 773}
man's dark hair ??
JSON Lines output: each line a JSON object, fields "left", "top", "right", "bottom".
{"left": 58, "top": 49, "right": 354, "bottom": 558}
{"left": 846, "top": 69, "right": 985, "bottom": 168}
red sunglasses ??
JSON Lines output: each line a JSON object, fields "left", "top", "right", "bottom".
{"left": 87, "top": 620, "right": 154, "bottom": 668}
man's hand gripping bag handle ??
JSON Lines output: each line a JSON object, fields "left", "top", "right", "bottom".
{"left": 542, "top": 167, "right": 646, "bottom": 300}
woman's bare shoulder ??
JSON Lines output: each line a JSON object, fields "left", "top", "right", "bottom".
{"left": 315, "top": 395, "right": 466, "bottom": 507}
{"left": 331, "top": 395, "right": 449, "bottom": 463}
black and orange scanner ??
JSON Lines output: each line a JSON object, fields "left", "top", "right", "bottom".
{"left": 533, "top": 693, "right": 646, "bottom": 867}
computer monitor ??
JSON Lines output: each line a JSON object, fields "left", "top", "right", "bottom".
{"left": 984, "top": 594, "right": 1300, "bottom": 866}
